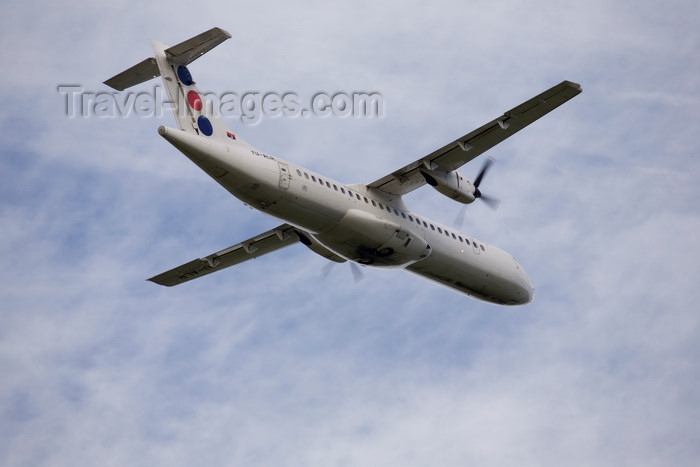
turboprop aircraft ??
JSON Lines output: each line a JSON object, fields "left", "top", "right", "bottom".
{"left": 104, "top": 27, "right": 581, "bottom": 305}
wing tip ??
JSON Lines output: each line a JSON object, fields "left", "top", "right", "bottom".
{"left": 147, "top": 276, "right": 174, "bottom": 287}
{"left": 562, "top": 80, "right": 582, "bottom": 93}
{"left": 213, "top": 26, "right": 233, "bottom": 40}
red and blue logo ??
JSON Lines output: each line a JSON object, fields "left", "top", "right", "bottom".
{"left": 197, "top": 116, "right": 213, "bottom": 136}
{"left": 177, "top": 65, "right": 194, "bottom": 86}
{"left": 187, "top": 90, "right": 203, "bottom": 111}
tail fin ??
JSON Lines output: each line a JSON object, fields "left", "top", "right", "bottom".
{"left": 104, "top": 27, "right": 245, "bottom": 145}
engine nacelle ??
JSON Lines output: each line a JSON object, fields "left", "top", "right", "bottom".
{"left": 420, "top": 168, "right": 476, "bottom": 204}
{"left": 313, "top": 209, "right": 432, "bottom": 268}
{"left": 294, "top": 230, "right": 347, "bottom": 263}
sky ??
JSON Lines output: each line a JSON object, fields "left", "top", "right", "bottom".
{"left": 1, "top": 1, "right": 699, "bottom": 466}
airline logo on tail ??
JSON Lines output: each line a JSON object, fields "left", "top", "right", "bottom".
{"left": 103, "top": 27, "right": 242, "bottom": 144}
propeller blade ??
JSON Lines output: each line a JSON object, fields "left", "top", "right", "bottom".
{"left": 473, "top": 157, "right": 494, "bottom": 188}
{"left": 322, "top": 260, "right": 364, "bottom": 284}
{"left": 454, "top": 205, "right": 468, "bottom": 229}
{"left": 472, "top": 157, "right": 499, "bottom": 209}
{"left": 321, "top": 261, "right": 336, "bottom": 278}
{"left": 479, "top": 194, "right": 501, "bottom": 210}
{"left": 349, "top": 262, "right": 364, "bottom": 283}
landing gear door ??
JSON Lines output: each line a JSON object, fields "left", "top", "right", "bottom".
{"left": 278, "top": 162, "right": 290, "bottom": 190}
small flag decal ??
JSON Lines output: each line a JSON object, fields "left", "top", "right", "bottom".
{"left": 226, "top": 132, "right": 236, "bottom": 140}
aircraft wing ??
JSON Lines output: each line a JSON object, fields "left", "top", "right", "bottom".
{"left": 367, "top": 80, "right": 582, "bottom": 197}
{"left": 149, "top": 223, "right": 299, "bottom": 286}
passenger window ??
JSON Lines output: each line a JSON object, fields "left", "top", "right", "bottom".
{"left": 437, "top": 227, "right": 442, "bottom": 233}
{"left": 326, "top": 181, "right": 331, "bottom": 188}
{"left": 304, "top": 172, "right": 309, "bottom": 179}
{"left": 379, "top": 203, "right": 384, "bottom": 209}
{"left": 408, "top": 216, "right": 413, "bottom": 221}
{"left": 451, "top": 233, "right": 456, "bottom": 239}
{"left": 296, "top": 169, "right": 302, "bottom": 176}
{"left": 423, "top": 221, "right": 427, "bottom": 227}
{"left": 333, "top": 185, "right": 338, "bottom": 191}
{"left": 458, "top": 236, "right": 463, "bottom": 242}
{"left": 445, "top": 230, "right": 449, "bottom": 237}
{"left": 358, "top": 194, "right": 362, "bottom": 200}
{"left": 393, "top": 209, "right": 399, "bottom": 215}
{"left": 340, "top": 187, "right": 345, "bottom": 194}
{"left": 319, "top": 179, "right": 324, "bottom": 185}
{"left": 430, "top": 224, "right": 435, "bottom": 231}
{"left": 465, "top": 239, "right": 470, "bottom": 245}
{"left": 371, "top": 200, "right": 376, "bottom": 206}
{"left": 401, "top": 212, "right": 406, "bottom": 219}
{"left": 480, "top": 245, "right": 485, "bottom": 251}
{"left": 311, "top": 175, "right": 316, "bottom": 182}
{"left": 386, "top": 206, "right": 391, "bottom": 212}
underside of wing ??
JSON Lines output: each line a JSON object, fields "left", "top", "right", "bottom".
{"left": 149, "top": 224, "right": 299, "bottom": 286}
{"left": 368, "top": 80, "right": 582, "bottom": 196}
{"left": 164, "top": 26, "right": 232, "bottom": 66}
{"left": 103, "top": 27, "right": 231, "bottom": 92}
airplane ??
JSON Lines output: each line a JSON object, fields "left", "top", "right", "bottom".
{"left": 104, "top": 27, "right": 581, "bottom": 306}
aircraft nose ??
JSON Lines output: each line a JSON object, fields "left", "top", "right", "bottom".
{"left": 521, "top": 277, "right": 534, "bottom": 304}
{"left": 509, "top": 257, "right": 534, "bottom": 305}
{"left": 515, "top": 266, "right": 534, "bottom": 304}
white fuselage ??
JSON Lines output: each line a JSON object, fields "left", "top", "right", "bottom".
{"left": 160, "top": 126, "right": 534, "bottom": 305}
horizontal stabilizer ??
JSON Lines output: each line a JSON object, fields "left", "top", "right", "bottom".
{"left": 103, "top": 27, "right": 232, "bottom": 91}
{"left": 104, "top": 57, "right": 159, "bottom": 91}
{"left": 149, "top": 224, "right": 299, "bottom": 286}
{"left": 164, "top": 27, "right": 232, "bottom": 65}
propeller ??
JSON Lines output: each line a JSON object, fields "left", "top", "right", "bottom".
{"left": 349, "top": 262, "right": 364, "bottom": 283}
{"left": 473, "top": 157, "right": 500, "bottom": 209}
{"left": 454, "top": 205, "right": 468, "bottom": 230}
{"left": 454, "top": 157, "right": 500, "bottom": 228}
{"left": 322, "top": 260, "right": 364, "bottom": 283}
